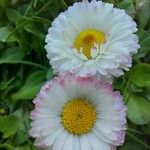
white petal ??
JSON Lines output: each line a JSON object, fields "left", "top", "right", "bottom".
{"left": 35, "top": 127, "right": 63, "bottom": 147}
{"left": 53, "top": 130, "right": 68, "bottom": 150}
{"left": 88, "top": 133, "right": 112, "bottom": 150}
{"left": 73, "top": 136, "right": 81, "bottom": 150}
{"left": 63, "top": 134, "right": 74, "bottom": 150}
{"left": 45, "top": 0, "right": 139, "bottom": 78}
{"left": 80, "top": 135, "right": 91, "bottom": 150}
{"left": 30, "top": 74, "right": 126, "bottom": 148}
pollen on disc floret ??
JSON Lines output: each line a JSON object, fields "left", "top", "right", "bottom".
{"left": 62, "top": 98, "right": 96, "bottom": 135}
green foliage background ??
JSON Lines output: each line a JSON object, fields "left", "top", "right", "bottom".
{"left": 0, "top": 0, "right": 150, "bottom": 149}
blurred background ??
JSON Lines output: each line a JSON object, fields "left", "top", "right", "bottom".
{"left": 0, "top": 0, "right": 150, "bottom": 149}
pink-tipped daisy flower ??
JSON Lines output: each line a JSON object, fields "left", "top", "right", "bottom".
{"left": 30, "top": 74, "right": 127, "bottom": 150}
{"left": 45, "top": 0, "right": 140, "bottom": 79}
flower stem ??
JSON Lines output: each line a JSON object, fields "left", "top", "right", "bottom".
{"left": 127, "top": 127, "right": 143, "bottom": 134}
{"left": 18, "top": 60, "right": 47, "bottom": 70}
{"left": 4, "top": 60, "right": 47, "bottom": 70}
{"left": 61, "top": 0, "right": 68, "bottom": 9}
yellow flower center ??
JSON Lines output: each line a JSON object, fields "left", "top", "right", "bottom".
{"left": 74, "top": 29, "right": 106, "bottom": 59}
{"left": 61, "top": 99, "right": 96, "bottom": 135}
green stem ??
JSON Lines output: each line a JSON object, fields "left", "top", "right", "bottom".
{"left": 35, "top": 0, "right": 52, "bottom": 16}
{"left": 123, "top": 79, "right": 131, "bottom": 94}
{"left": 18, "top": 60, "right": 47, "bottom": 70}
{"left": 123, "top": 79, "right": 132, "bottom": 104}
{"left": 127, "top": 127, "right": 143, "bottom": 134}
{"left": 127, "top": 131, "right": 150, "bottom": 149}
{"left": 6, "top": 20, "right": 29, "bottom": 41}
{"left": 2, "top": 61, "right": 47, "bottom": 70}
{"left": 25, "top": 2, "right": 32, "bottom": 16}
{"left": 134, "top": 57, "right": 142, "bottom": 64}
{"left": 32, "top": 16, "right": 50, "bottom": 24}
{"left": 125, "top": 92, "right": 132, "bottom": 104}
{"left": 114, "top": 0, "right": 119, "bottom": 5}
{"left": 7, "top": 77, "right": 15, "bottom": 85}
{"left": 61, "top": 0, "right": 68, "bottom": 9}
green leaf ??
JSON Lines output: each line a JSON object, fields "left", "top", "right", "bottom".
{"left": 0, "top": 102, "right": 9, "bottom": 116}
{"left": 6, "top": 8, "right": 47, "bottom": 38}
{"left": 141, "top": 35, "right": 150, "bottom": 48}
{"left": 31, "top": 35, "right": 45, "bottom": 53}
{"left": 0, "top": 26, "right": 19, "bottom": 42}
{"left": 0, "top": 47, "right": 26, "bottom": 64}
{"left": 126, "top": 131, "right": 150, "bottom": 149}
{"left": 0, "top": 81, "right": 8, "bottom": 90}
{"left": 117, "top": 0, "right": 135, "bottom": 17}
{"left": 0, "top": 143, "right": 14, "bottom": 150}
{"left": 15, "top": 144, "right": 31, "bottom": 150}
{"left": 142, "top": 123, "right": 150, "bottom": 135}
{"left": 137, "top": 29, "right": 150, "bottom": 41}
{"left": 15, "top": 144, "right": 39, "bottom": 150}
{"left": 139, "top": 35, "right": 150, "bottom": 57}
{"left": 137, "top": 0, "right": 150, "bottom": 28}
{"left": 48, "top": 0, "right": 59, "bottom": 18}
{"left": 119, "top": 140, "right": 143, "bottom": 150}
{"left": 135, "top": 30, "right": 150, "bottom": 58}
{"left": 24, "top": 22, "right": 45, "bottom": 39}
{"left": 129, "top": 64, "right": 150, "bottom": 87}
{"left": 0, "top": 115, "right": 20, "bottom": 138}
{"left": 127, "top": 94, "right": 150, "bottom": 125}
{"left": 0, "top": 0, "right": 8, "bottom": 11}
{"left": 11, "top": 71, "right": 47, "bottom": 100}
{"left": 33, "top": 0, "right": 39, "bottom": 8}
{"left": 46, "top": 68, "right": 54, "bottom": 80}
{"left": 6, "top": 8, "right": 22, "bottom": 22}
{"left": 6, "top": 8, "right": 31, "bottom": 27}
{"left": 12, "top": 130, "right": 27, "bottom": 145}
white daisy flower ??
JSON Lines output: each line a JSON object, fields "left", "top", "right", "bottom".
{"left": 45, "top": 0, "right": 140, "bottom": 79}
{"left": 30, "top": 74, "right": 127, "bottom": 150}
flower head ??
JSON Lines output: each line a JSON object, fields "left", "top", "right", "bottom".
{"left": 45, "top": 0, "right": 139, "bottom": 78}
{"left": 30, "top": 74, "right": 127, "bottom": 150}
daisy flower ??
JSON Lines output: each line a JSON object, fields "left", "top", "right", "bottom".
{"left": 30, "top": 74, "right": 127, "bottom": 150}
{"left": 45, "top": 0, "right": 140, "bottom": 78}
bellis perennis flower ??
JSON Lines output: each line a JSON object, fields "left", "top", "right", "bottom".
{"left": 45, "top": 0, "right": 139, "bottom": 79}
{"left": 30, "top": 74, "right": 127, "bottom": 150}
